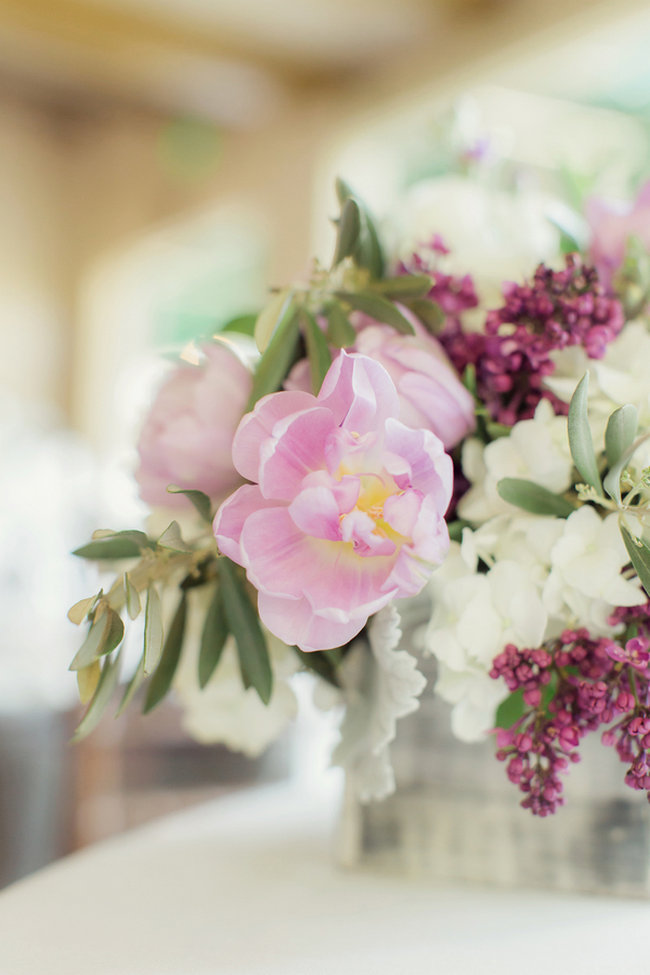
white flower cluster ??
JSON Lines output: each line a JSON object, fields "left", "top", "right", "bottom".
{"left": 425, "top": 389, "right": 647, "bottom": 742}
{"left": 547, "top": 321, "right": 650, "bottom": 442}
{"left": 394, "top": 175, "right": 559, "bottom": 309}
{"left": 174, "top": 589, "right": 299, "bottom": 758}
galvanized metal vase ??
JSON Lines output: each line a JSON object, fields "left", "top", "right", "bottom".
{"left": 337, "top": 605, "right": 650, "bottom": 898}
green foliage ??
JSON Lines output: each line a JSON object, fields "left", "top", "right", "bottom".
{"left": 621, "top": 525, "right": 650, "bottom": 600}
{"left": 72, "top": 650, "right": 123, "bottom": 742}
{"left": 605, "top": 404, "right": 638, "bottom": 467}
{"left": 218, "top": 557, "right": 272, "bottom": 705}
{"left": 335, "top": 291, "right": 415, "bottom": 334}
{"left": 603, "top": 405, "right": 638, "bottom": 504}
{"left": 143, "top": 594, "right": 188, "bottom": 713}
{"left": 324, "top": 302, "right": 356, "bottom": 348}
{"left": 497, "top": 478, "right": 576, "bottom": 518}
{"left": 157, "top": 520, "right": 191, "bottom": 552}
{"left": 220, "top": 313, "right": 257, "bottom": 337}
{"left": 494, "top": 673, "right": 558, "bottom": 731}
{"left": 166, "top": 486, "right": 213, "bottom": 522}
{"left": 335, "top": 178, "right": 384, "bottom": 278}
{"left": 568, "top": 373, "right": 602, "bottom": 494}
{"left": 370, "top": 274, "right": 432, "bottom": 299}
{"left": 407, "top": 297, "right": 445, "bottom": 333}
{"left": 124, "top": 573, "right": 141, "bottom": 620}
{"left": 143, "top": 586, "right": 163, "bottom": 675}
{"left": 293, "top": 647, "right": 340, "bottom": 688}
{"left": 254, "top": 289, "right": 295, "bottom": 353}
{"left": 247, "top": 305, "right": 301, "bottom": 410}
{"left": 115, "top": 657, "right": 145, "bottom": 717}
{"left": 331, "top": 197, "right": 362, "bottom": 267}
{"left": 462, "top": 363, "right": 477, "bottom": 396}
{"left": 614, "top": 236, "right": 650, "bottom": 318}
{"left": 73, "top": 530, "right": 150, "bottom": 560}
{"left": 69, "top": 607, "right": 124, "bottom": 671}
{"left": 494, "top": 689, "right": 525, "bottom": 730}
{"left": 447, "top": 520, "right": 470, "bottom": 543}
{"left": 198, "top": 586, "right": 229, "bottom": 688}
{"left": 303, "top": 309, "right": 332, "bottom": 394}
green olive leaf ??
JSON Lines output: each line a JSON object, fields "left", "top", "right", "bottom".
{"left": 303, "top": 310, "right": 332, "bottom": 394}
{"left": 198, "top": 586, "right": 229, "bottom": 688}
{"left": 143, "top": 594, "right": 188, "bottom": 713}
{"left": 335, "top": 291, "right": 415, "bottom": 335}
{"left": 568, "top": 373, "right": 602, "bottom": 494}
{"left": 218, "top": 558, "right": 272, "bottom": 705}
{"left": 497, "top": 478, "right": 576, "bottom": 517}
{"left": 72, "top": 650, "right": 123, "bottom": 742}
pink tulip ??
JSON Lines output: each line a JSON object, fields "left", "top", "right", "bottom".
{"left": 286, "top": 310, "right": 475, "bottom": 449}
{"left": 136, "top": 341, "right": 252, "bottom": 508}
{"left": 214, "top": 352, "right": 453, "bottom": 652}
{"left": 352, "top": 321, "right": 475, "bottom": 448}
{"left": 586, "top": 181, "right": 650, "bottom": 290}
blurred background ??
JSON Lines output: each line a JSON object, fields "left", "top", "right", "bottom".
{"left": 3, "top": 0, "right": 650, "bottom": 887}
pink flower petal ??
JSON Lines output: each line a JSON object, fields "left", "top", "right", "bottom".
{"left": 324, "top": 428, "right": 381, "bottom": 478}
{"left": 318, "top": 351, "right": 400, "bottom": 435}
{"left": 398, "top": 371, "right": 475, "bottom": 449}
{"left": 136, "top": 343, "right": 251, "bottom": 506}
{"left": 257, "top": 591, "right": 366, "bottom": 652}
{"left": 232, "top": 390, "right": 316, "bottom": 481}
{"left": 301, "top": 470, "right": 360, "bottom": 513}
{"left": 258, "top": 406, "right": 336, "bottom": 500}
{"left": 288, "top": 485, "right": 342, "bottom": 540}
{"left": 384, "top": 418, "right": 453, "bottom": 513}
{"left": 411, "top": 498, "right": 450, "bottom": 568}
{"left": 241, "top": 506, "right": 397, "bottom": 615}
{"left": 340, "top": 509, "right": 396, "bottom": 557}
{"left": 382, "top": 489, "right": 423, "bottom": 540}
{"left": 353, "top": 324, "right": 475, "bottom": 448}
{"left": 386, "top": 545, "right": 439, "bottom": 598}
{"left": 213, "top": 484, "right": 275, "bottom": 565}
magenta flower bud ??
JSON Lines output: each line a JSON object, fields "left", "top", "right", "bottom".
{"left": 523, "top": 687, "right": 542, "bottom": 708}
{"left": 515, "top": 733, "right": 533, "bottom": 753}
{"left": 559, "top": 726, "right": 580, "bottom": 749}
{"left": 615, "top": 691, "right": 636, "bottom": 713}
{"left": 507, "top": 757, "right": 524, "bottom": 782}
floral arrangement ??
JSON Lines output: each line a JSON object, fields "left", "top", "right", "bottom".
{"left": 68, "top": 173, "right": 650, "bottom": 816}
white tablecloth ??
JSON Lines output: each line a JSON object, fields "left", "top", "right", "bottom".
{"left": 0, "top": 780, "right": 648, "bottom": 974}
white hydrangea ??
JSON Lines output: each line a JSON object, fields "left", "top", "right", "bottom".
{"left": 592, "top": 321, "right": 650, "bottom": 424}
{"left": 547, "top": 321, "right": 650, "bottom": 434}
{"left": 393, "top": 175, "right": 558, "bottom": 309}
{"left": 543, "top": 507, "right": 645, "bottom": 636}
{"left": 425, "top": 543, "right": 547, "bottom": 741}
{"left": 435, "top": 663, "right": 509, "bottom": 743}
{"left": 332, "top": 604, "right": 426, "bottom": 802}
{"left": 458, "top": 399, "right": 573, "bottom": 525}
{"left": 427, "top": 550, "right": 547, "bottom": 671}
{"left": 463, "top": 514, "right": 564, "bottom": 587}
{"left": 174, "top": 589, "right": 298, "bottom": 758}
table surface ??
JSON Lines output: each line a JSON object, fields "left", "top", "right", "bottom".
{"left": 0, "top": 778, "right": 648, "bottom": 975}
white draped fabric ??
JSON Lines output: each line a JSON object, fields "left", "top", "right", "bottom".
{"left": 0, "top": 782, "right": 646, "bottom": 974}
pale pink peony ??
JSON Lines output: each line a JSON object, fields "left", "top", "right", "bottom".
{"left": 136, "top": 342, "right": 252, "bottom": 508}
{"left": 214, "top": 352, "right": 453, "bottom": 652}
{"left": 586, "top": 181, "right": 650, "bottom": 290}
{"left": 286, "top": 310, "right": 475, "bottom": 449}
